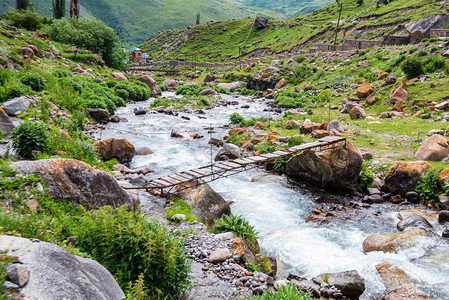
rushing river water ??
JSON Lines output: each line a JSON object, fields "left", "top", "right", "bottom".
{"left": 102, "top": 93, "right": 449, "bottom": 299}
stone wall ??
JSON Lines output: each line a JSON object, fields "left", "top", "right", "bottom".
{"left": 382, "top": 36, "right": 411, "bottom": 46}
{"left": 341, "top": 39, "right": 383, "bottom": 51}
{"left": 430, "top": 29, "right": 449, "bottom": 38}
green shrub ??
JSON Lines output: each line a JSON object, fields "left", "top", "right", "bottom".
{"left": 255, "top": 141, "right": 279, "bottom": 154}
{"left": 273, "top": 91, "right": 318, "bottom": 109}
{"left": 3, "top": 83, "right": 33, "bottom": 101}
{"left": 11, "top": 121, "right": 50, "bottom": 158}
{"left": 359, "top": 162, "right": 374, "bottom": 190}
{"left": 53, "top": 69, "right": 71, "bottom": 78}
{"left": 401, "top": 57, "right": 424, "bottom": 79}
{"left": 391, "top": 54, "right": 406, "bottom": 67}
{"left": 74, "top": 206, "right": 190, "bottom": 298}
{"left": 165, "top": 199, "right": 198, "bottom": 223}
{"left": 151, "top": 98, "right": 172, "bottom": 107}
{"left": 45, "top": 18, "right": 125, "bottom": 70}
{"left": 0, "top": 69, "right": 13, "bottom": 86}
{"left": 235, "top": 88, "right": 254, "bottom": 96}
{"left": 357, "top": 67, "right": 376, "bottom": 82}
{"left": 294, "top": 55, "right": 306, "bottom": 64}
{"left": 273, "top": 157, "right": 288, "bottom": 174}
{"left": 213, "top": 214, "right": 258, "bottom": 245}
{"left": 114, "top": 81, "right": 150, "bottom": 102}
{"left": 423, "top": 56, "right": 446, "bottom": 73}
{"left": 199, "top": 98, "right": 211, "bottom": 107}
{"left": 3, "top": 9, "right": 43, "bottom": 31}
{"left": 415, "top": 167, "right": 443, "bottom": 208}
{"left": 408, "top": 47, "right": 418, "bottom": 54}
{"left": 175, "top": 84, "right": 202, "bottom": 96}
{"left": 230, "top": 112, "right": 244, "bottom": 125}
{"left": 286, "top": 136, "right": 304, "bottom": 147}
{"left": 20, "top": 73, "right": 45, "bottom": 91}
{"left": 246, "top": 284, "right": 316, "bottom": 300}
{"left": 416, "top": 50, "right": 428, "bottom": 57}
{"left": 159, "top": 85, "right": 169, "bottom": 92}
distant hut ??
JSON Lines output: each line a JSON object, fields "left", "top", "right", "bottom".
{"left": 139, "top": 53, "right": 150, "bottom": 65}
{"left": 129, "top": 47, "right": 143, "bottom": 62}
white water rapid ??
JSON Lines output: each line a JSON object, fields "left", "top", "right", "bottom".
{"left": 101, "top": 93, "right": 449, "bottom": 299}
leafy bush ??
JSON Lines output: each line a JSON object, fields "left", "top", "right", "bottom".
{"left": 73, "top": 206, "right": 190, "bottom": 298}
{"left": 114, "top": 81, "right": 150, "bottom": 102}
{"left": 357, "top": 67, "right": 376, "bottom": 82}
{"left": 286, "top": 136, "right": 304, "bottom": 147}
{"left": 53, "top": 68, "right": 71, "bottom": 78}
{"left": 416, "top": 50, "right": 428, "bottom": 57}
{"left": 165, "top": 199, "right": 198, "bottom": 223}
{"left": 3, "top": 9, "right": 43, "bottom": 31}
{"left": 20, "top": 73, "right": 45, "bottom": 91}
{"left": 230, "top": 112, "right": 244, "bottom": 125}
{"left": 2, "top": 83, "right": 33, "bottom": 102}
{"left": 391, "top": 54, "right": 406, "bottom": 67}
{"left": 401, "top": 57, "right": 424, "bottom": 79}
{"left": 11, "top": 121, "right": 50, "bottom": 158}
{"left": 408, "top": 47, "right": 418, "bottom": 54}
{"left": 294, "top": 55, "right": 306, "bottom": 64}
{"left": 213, "top": 214, "right": 258, "bottom": 245}
{"left": 359, "top": 162, "right": 374, "bottom": 190}
{"left": 235, "top": 88, "right": 254, "bottom": 96}
{"left": 273, "top": 157, "right": 289, "bottom": 174}
{"left": 415, "top": 168, "right": 443, "bottom": 208}
{"left": 255, "top": 141, "right": 279, "bottom": 154}
{"left": 246, "top": 284, "right": 316, "bottom": 300}
{"left": 0, "top": 68, "right": 13, "bottom": 86}
{"left": 45, "top": 18, "right": 125, "bottom": 70}
{"left": 175, "top": 84, "right": 202, "bottom": 96}
{"left": 159, "top": 85, "right": 169, "bottom": 92}
{"left": 274, "top": 91, "right": 318, "bottom": 109}
{"left": 423, "top": 56, "right": 446, "bottom": 73}
{"left": 151, "top": 98, "right": 172, "bottom": 107}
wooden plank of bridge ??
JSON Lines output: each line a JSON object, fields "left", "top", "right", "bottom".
{"left": 168, "top": 174, "right": 190, "bottom": 183}
{"left": 231, "top": 158, "right": 254, "bottom": 165}
{"left": 213, "top": 163, "right": 235, "bottom": 170}
{"left": 245, "top": 156, "right": 268, "bottom": 162}
{"left": 158, "top": 176, "right": 182, "bottom": 185}
{"left": 175, "top": 173, "right": 196, "bottom": 180}
{"left": 183, "top": 170, "right": 206, "bottom": 178}
{"left": 152, "top": 179, "right": 173, "bottom": 187}
{"left": 216, "top": 161, "right": 243, "bottom": 169}
{"left": 192, "top": 168, "right": 213, "bottom": 176}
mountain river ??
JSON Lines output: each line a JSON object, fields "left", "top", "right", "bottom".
{"left": 101, "top": 92, "right": 449, "bottom": 299}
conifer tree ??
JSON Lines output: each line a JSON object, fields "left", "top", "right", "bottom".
{"left": 53, "top": 0, "right": 66, "bottom": 19}
{"left": 16, "top": 0, "right": 30, "bottom": 10}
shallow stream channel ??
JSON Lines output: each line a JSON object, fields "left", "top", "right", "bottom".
{"left": 101, "top": 92, "right": 449, "bottom": 299}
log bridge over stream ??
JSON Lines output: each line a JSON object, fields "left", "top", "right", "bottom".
{"left": 123, "top": 136, "right": 347, "bottom": 195}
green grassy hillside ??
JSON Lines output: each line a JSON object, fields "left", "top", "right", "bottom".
{"left": 0, "top": 0, "right": 285, "bottom": 44}
{"left": 237, "top": 0, "right": 334, "bottom": 17}
{"left": 141, "top": 0, "right": 448, "bottom": 61}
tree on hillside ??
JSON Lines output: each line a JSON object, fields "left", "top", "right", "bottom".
{"left": 196, "top": 12, "right": 201, "bottom": 25}
{"left": 53, "top": 0, "right": 66, "bottom": 19}
{"left": 16, "top": 0, "right": 30, "bottom": 10}
{"left": 70, "top": 0, "right": 80, "bottom": 19}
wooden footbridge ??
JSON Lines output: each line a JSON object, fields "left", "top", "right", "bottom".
{"left": 124, "top": 136, "right": 346, "bottom": 194}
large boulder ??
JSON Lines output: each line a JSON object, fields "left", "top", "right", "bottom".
{"left": 215, "top": 143, "right": 240, "bottom": 161}
{"left": 383, "top": 161, "right": 432, "bottom": 195}
{"left": 0, "top": 107, "right": 16, "bottom": 135}
{"left": 161, "top": 79, "right": 178, "bottom": 90}
{"left": 137, "top": 75, "right": 161, "bottom": 98}
{"left": 248, "top": 66, "right": 281, "bottom": 90}
{"left": 110, "top": 72, "right": 127, "bottom": 82}
{"left": 356, "top": 84, "right": 373, "bottom": 98}
{"left": 176, "top": 180, "right": 230, "bottom": 227}
{"left": 349, "top": 106, "right": 367, "bottom": 119}
{"left": 89, "top": 108, "right": 110, "bottom": 124}
{"left": 362, "top": 228, "right": 430, "bottom": 253}
{"left": 21, "top": 47, "right": 34, "bottom": 60}
{"left": 375, "top": 263, "right": 413, "bottom": 291}
{"left": 217, "top": 81, "right": 247, "bottom": 92}
{"left": 11, "top": 159, "right": 135, "bottom": 210}
{"left": 312, "top": 270, "right": 365, "bottom": 299}
{"left": 93, "top": 138, "right": 136, "bottom": 165}
{"left": 230, "top": 237, "right": 257, "bottom": 264}
{"left": 397, "top": 215, "right": 433, "bottom": 231}
{"left": 327, "top": 120, "right": 345, "bottom": 134}
{"left": 0, "top": 235, "right": 124, "bottom": 300}
{"left": 254, "top": 16, "right": 269, "bottom": 30}
{"left": 415, "top": 134, "right": 449, "bottom": 161}
{"left": 390, "top": 87, "right": 408, "bottom": 105}
{"left": 286, "top": 140, "right": 362, "bottom": 192}
{"left": 405, "top": 15, "right": 449, "bottom": 42}
{"left": 384, "top": 285, "right": 430, "bottom": 300}
{"left": 1, "top": 96, "right": 35, "bottom": 116}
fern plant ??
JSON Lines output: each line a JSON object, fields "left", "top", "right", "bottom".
{"left": 213, "top": 214, "right": 258, "bottom": 244}
{"left": 415, "top": 167, "right": 443, "bottom": 208}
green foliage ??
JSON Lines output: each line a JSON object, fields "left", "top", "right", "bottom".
{"left": 45, "top": 18, "right": 126, "bottom": 70}
{"left": 125, "top": 273, "right": 149, "bottom": 300}
{"left": 165, "top": 199, "right": 198, "bottom": 223}
{"left": 273, "top": 157, "right": 288, "bottom": 174}
{"left": 357, "top": 0, "right": 364, "bottom": 6}
{"left": 294, "top": 55, "right": 306, "bottom": 64}
{"left": 0, "top": 250, "right": 14, "bottom": 298}
{"left": 11, "top": 121, "right": 50, "bottom": 158}
{"left": 213, "top": 214, "right": 258, "bottom": 244}
{"left": 151, "top": 98, "right": 172, "bottom": 107}
{"left": 230, "top": 112, "right": 244, "bottom": 125}
{"left": 1, "top": 83, "right": 33, "bottom": 102}
{"left": 273, "top": 91, "right": 318, "bottom": 109}
{"left": 255, "top": 141, "right": 279, "bottom": 154}
{"left": 246, "top": 284, "right": 316, "bottom": 300}
{"left": 357, "top": 67, "right": 376, "bottom": 82}
{"left": 390, "top": 54, "right": 406, "bottom": 67}
{"left": 114, "top": 81, "right": 150, "bottom": 102}
{"left": 415, "top": 167, "right": 443, "bottom": 208}
{"left": 415, "top": 50, "right": 428, "bottom": 57}
{"left": 317, "top": 89, "right": 332, "bottom": 104}
{"left": 16, "top": 0, "right": 30, "bottom": 10}
{"left": 235, "top": 88, "right": 254, "bottom": 95}
{"left": 175, "top": 84, "right": 202, "bottom": 96}
{"left": 20, "top": 73, "right": 45, "bottom": 91}
{"left": 401, "top": 57, "right": 424, "bottom": 79}
{"left": 0, "top": 69, "right": 14, "bottom": 86}
{"left": 286, "top": 136, "right": 304, "bottom": 147}
{"left": 73, "top": 206, "right": 191, "bottom": 298}
{"left": 245, "top": 262, "right": 260, "bottom": 272}
{"left": 408, "top": 47, "right": 418, "bottom": 54}
{"left": 159, "top": 85, "right": 169, "bottom": 92}
{"left": 443, "top": 179, "right": 449, "bottom": 197}
{"left": 4, "top": 9, "right": 43, "bottom": 31}
{"left": 359, "top": 162, "right": 374, "bottom": 190}
{"left": 423, "top": 55, "right": 446, "bottom": 73}
{"left": 53, "top": 69, "right": 71, "bottom": 78}
{"left": 196, "top": 12, "right": 201, "bottom": 25}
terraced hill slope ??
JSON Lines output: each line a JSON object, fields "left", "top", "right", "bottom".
{"left": 237, "top": 0, "right": 334, "bottom": 16}
{"left": 0, "top": 0, "right": 285, "bottom": 44}
{"left": 141, "top": 0, "right": 448, "bottom": 61}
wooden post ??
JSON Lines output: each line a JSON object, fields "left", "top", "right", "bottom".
{"left": 333, "top": 1, "right": 343, "bottom": 52}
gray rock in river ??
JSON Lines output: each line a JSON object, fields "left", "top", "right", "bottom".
{"left": 397, "top": 215, "right": 433, "bottom": 231}
{"left": 215, "top": 143, "right": 241, "bottom": 161}
{"left": 312, "top": 270, "right": 365, "bottom": 299}
{"left": 0, "top": 235, "right": 125, "bottom": 300}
